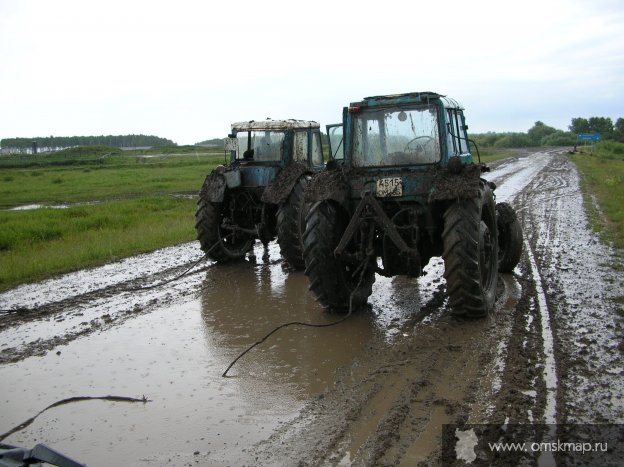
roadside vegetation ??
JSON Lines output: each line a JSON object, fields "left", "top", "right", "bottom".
{"left": 472, "top": 117, "right": 624, "bottom": 254}
{"left": 0, "top": 147, "right": 223, "bottom": 291}
{"left": 0, "top": 197, "right": 197, "bottom": 289}
{"left": 569, "top": 141, "right": 624, "bottom": 250}
{"left": 0, "top": 151, "right": 226, "bottom": 207}
{"left": 471, "top": 147, "right": 514, "bottom": 164}
{"left": 471, "top": 116, "right": 623, "bottom": 148}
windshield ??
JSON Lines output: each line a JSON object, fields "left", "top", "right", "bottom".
{"left": 235, "top": 130, "right": 285, "bottom": 161}
{"left": 352, "top": 105, "right": 440, "bottom": 167}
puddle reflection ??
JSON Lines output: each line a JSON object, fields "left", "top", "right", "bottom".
{"left": 197, "top": 243, "right": 448, "bottom": 397}
{"left": 199, "top": 250, "right": 377, "bottom": 397}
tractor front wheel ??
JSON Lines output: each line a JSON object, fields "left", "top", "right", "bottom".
{"left": 195, "top": 191, "right": 254, "bottom": 262}
{"left": 303, "top": 201, "right": 375, "bottom": 312}
{"left": 496, "top": 202, "right": 523, "bottom": 272}
{"left": 442, "top": 181, "right": 498, "bottom": 318}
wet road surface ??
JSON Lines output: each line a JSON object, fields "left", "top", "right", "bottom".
{"left": 1, "top": 149, "right": 622, "bottom": 466}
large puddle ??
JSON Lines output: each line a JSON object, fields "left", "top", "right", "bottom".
{"left": 0, "top": 237, "right": 435, "bottom": 465}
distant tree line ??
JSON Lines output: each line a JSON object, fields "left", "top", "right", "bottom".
{"left": 196, "top": 134, "right": 331, "bottom": 147}
{"left": 0, "top": 134, "right": 176, "bottom": 154}
{"left": 195, "top": 138, "right": 224, "bottom": 147}
{"left": 471, "top": 117, "right": 624, "bottom": 148}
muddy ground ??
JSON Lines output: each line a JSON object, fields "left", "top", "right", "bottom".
{"left": 0, "top": 149, "right": 622, "bottom": 466}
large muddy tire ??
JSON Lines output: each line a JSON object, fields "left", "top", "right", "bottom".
{"left": 442, "top": 181, "right": 498, "bottom": 318}
{"left": 303, "top": 201, "right": 375, "bottom": 312}
{"left": 276, "top": 176, "right": 309, "bottom": 270}
{"left": 195, "top": 192, "right": 254, "bottom": 262}
{"left": 496, "top": 202, "right": 523, "bottom": 272}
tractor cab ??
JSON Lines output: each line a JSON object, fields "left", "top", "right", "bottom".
{"left": 326, "top": 92, "right": 474, "bottom": 170}
{"left": 226, "top": 119, "right": 324, "bottom": 168}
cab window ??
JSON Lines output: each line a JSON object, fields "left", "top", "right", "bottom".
{"left": 293, "top": 131, "right": 308, "bottom": 162}
{"left": 311, "top": 132, "right": 323, "bottom": 165}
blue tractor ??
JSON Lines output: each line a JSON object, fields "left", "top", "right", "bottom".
{"left": 304, "top": 92, "right": 522, "bottom": 316}
{"left": 196, "top": 119, "right": 324, "bottom": 268}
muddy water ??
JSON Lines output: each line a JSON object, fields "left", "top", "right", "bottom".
{"left": 0, "top": 241, "right": 417, "bottom": 465}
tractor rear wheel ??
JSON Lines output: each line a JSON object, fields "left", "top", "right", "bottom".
{"left": 496, "top": 202, "right": 523, "bottom": 272}
{"left": 195, "top": 190, "right": 254, "bottom": 262}
{"left": 276, "top": 176, "right": 309, "bottom": 269}
{"left": 303, "top": 201, "right": 375, "bottom": 312}
{"left": 442, "top": 181, "right": 498, "bottom": 318}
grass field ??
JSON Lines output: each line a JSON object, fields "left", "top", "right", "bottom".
{"left": 0, "top": 148, "right": 226, "bottom": 207}
{"left": 0, "top": 197, "right": 198, "bottom": 288}
{"left": 570, "top": 141, "right": 624, "bottom": 251}
{"left": 1, "top": 160, "right": 220, "bottom": 207}
{"left": 0, "top": 147, "right": 223, "bottom": 291}
{"left": 475, "top": 148, "right": 515, "bottom": 164}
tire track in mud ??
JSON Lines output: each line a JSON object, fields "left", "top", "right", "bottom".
{"left": 486, "top": 151, "right": 561, "bottom": 428}
{"left": 521, "top": 240, "right": 558, "bottom": 424}
{"left": 0, "top": 243, "right": 212, "bottom": 364}
{"left": 0, "top": 242, "right": 203, "bottom": 310}
{"left": 514, "top": 153, "right": 624, "bottom": 425}
{"left": 472, "top": 151, "right": 623, "bottom": 465}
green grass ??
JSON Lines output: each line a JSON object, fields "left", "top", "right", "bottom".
{"left": 0, "top": 197, "right": 197, "bottom": 290}
{"left": 0, "top": 147, "right": 227, "bottom": 290}
{"left": 570, "top": 141, "right": 624, "bottom": 250}
{"left": 0, "top": 146, "right": 227, "bottom": 170}
{"left": 0, "top": 154, "right": 224, "bottom": 207}
{"left": 475, "top": 148, "right": 514, "bottom": 164}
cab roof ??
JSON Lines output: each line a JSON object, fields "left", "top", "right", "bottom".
{"left": 231, "top": 119, "right": 320, "bottom": 132}
{"left": 351, "top": 92, "right": 464, "bottom": 110}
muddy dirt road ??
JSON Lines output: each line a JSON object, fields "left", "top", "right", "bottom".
{"left": 1, "top": 149, "right": 622, "bottom": 466}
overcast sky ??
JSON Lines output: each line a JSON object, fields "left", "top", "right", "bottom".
{"left": 1, "top": 0, "right": 622, "bottom": 145}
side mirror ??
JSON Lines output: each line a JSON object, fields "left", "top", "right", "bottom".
{"left": 224, "top": 137, "right": 238, "bottom": 151}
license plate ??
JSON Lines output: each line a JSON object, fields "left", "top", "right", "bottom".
{"left": 376, "top": 177, "right": 403, "bottom": 197}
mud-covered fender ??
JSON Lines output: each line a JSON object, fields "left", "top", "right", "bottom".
{"left": 199, "top": 166, "right": 228, "bottom": 203}
{"left": 304, "top": 167, "right": 350, "bottom": 207}
{"left": 261, "top": 162, "right": 310, "bottom": 205}
{"left": 428, "top": 164, "right": 483, "bottom": 202}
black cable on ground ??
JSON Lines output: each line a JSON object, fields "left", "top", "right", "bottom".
{"left": 108, "top": 238, "right": 228, "bottom": 292}
{"left": 121, "top": 239, "right": 225, "bottom": 292}
{"left": 0, "top": 395, "right": 151, "bottom": 442}
{"left": 120, "top": 253, "right": 208, "bottom": 292}
{"left": 222, "top": 257, "right": 370, "bottom": 377}
{"left": 221, "top": 309, "right": 354, "bottom": 377}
